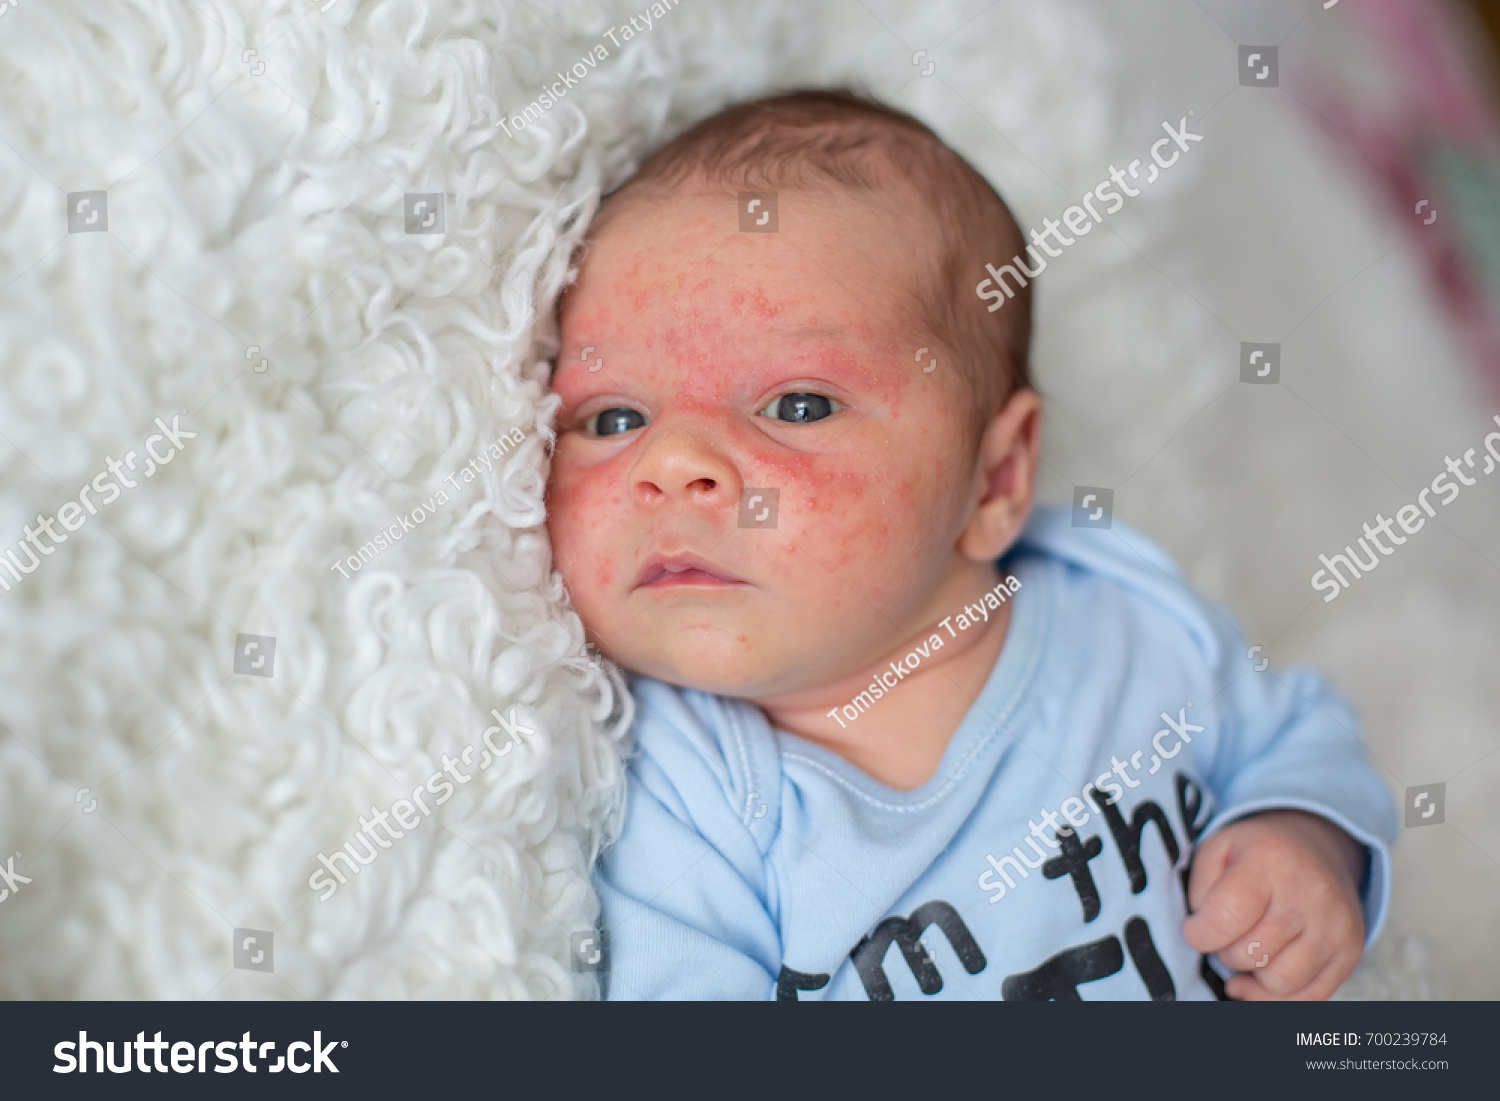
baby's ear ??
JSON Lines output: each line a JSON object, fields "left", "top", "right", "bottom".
{"left": 958, "top": 388, "right": 1041, "bottom": 562}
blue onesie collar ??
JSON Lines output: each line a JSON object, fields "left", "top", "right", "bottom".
{"left": 771, "top": 554, "right": 1050, "bottom": 813}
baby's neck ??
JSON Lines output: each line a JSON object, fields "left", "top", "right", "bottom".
{"left": 756, "top": 562, "right": 1015, "bottom": 791}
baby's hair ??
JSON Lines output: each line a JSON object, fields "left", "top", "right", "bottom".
{"left": 595, "top": 87, "right": 1033, "bottom": 442}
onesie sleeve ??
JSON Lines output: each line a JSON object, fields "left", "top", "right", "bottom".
{"left": 596, "top": 685, "right": 783, "bottom": 1000}
{"left": 1193, "top": 607, "right": 1400, "bottom": 947}
{"left": 1011, "top": 510, "right": 1398, "bottom": 947}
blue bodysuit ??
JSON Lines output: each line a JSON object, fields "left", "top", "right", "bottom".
{"left": 596, "top": 507, "right": 1398, "bottom": 1000}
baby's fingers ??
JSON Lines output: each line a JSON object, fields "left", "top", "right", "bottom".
{"left": 1216, "top": 911, "right": 1301, "bottom": 978}
{"left": 1226, "top": 941, "right": 1353, "bottom": 1002}
{"left": 1229, "top": 888, "right": 1363, "bottom": 1000}
{"left": 1185, "top": 830, "right": 1234, "bottom": 913}
{"left": 1182, "top": 859, "right": 1272, "bottom": 955}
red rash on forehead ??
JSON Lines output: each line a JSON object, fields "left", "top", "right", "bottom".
{"left": 730, "top": 287, "right": 783, "bottom": 320}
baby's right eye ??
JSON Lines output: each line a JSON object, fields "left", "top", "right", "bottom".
{"left": 588, "top": 407, "right": 649, "bottom": 437}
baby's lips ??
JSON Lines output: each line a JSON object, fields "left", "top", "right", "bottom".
{"left": 633, "top": 551, "right": 746, "bottom": 589}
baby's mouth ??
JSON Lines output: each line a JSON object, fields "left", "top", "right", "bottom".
{"left": 635, "top": 553, "right": 746, "bottom": 589}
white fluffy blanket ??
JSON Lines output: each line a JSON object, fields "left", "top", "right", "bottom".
{"left": 0, "top": 0, "right": 1489, "bottom": 998}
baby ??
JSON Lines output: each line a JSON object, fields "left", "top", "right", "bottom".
{"left": 546, "top": 90, "right": 1398, "bottom": 1000}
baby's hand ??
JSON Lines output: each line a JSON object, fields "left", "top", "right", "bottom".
{"left": 1182, "top": 809, "right": 1366, "bottom": 1000}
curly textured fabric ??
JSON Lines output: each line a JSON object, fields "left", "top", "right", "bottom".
{"left": 0, "top": 0, "right": 785, "bottom": 999}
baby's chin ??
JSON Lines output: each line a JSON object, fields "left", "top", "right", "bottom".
{"left": 600, "top": 623, "right": 816, "bottom": 700}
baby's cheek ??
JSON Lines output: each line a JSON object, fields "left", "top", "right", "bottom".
{"left": 776, "top": 463, "right": 910, "bottom": 576}
{"left": 549, "top": 460, "right": 628, "bottom": 589}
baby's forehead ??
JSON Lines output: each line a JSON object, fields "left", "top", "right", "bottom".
{"left": 569, "top": 186, "right": 936, "bottom": 346}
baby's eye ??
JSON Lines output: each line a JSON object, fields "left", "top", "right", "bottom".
{"left": 757, "top": 392, "right": 843, "bottom": 424}
{"left": 588, "top": 407, "right": 649, "bottom": 437}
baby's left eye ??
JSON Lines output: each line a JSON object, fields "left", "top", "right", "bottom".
{"left": 757, "top": 392, "right": 844, "bottom": 424}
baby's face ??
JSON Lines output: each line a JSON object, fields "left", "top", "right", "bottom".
{"left": 547, "top": 188, "right": 985, "bottom": 700}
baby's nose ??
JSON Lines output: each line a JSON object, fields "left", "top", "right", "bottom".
{"left": 628, "top": 422, "right": 741, "bottom": 510}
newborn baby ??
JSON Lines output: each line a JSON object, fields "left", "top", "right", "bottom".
{"left": 546, "top": 89, "right": 1398, "bottom": 1000}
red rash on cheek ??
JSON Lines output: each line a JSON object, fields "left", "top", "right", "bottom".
{"left": 551, "top": 454, "right": 629, "bottom": 559}
{"left": 762, "top": 454, "right": 865, "bottom": 504}
{"left": 552, "top": 478, "right": 614, "bottom": 590}
{"left": 767, "top": 458, "right": 897, "bottom": 571}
